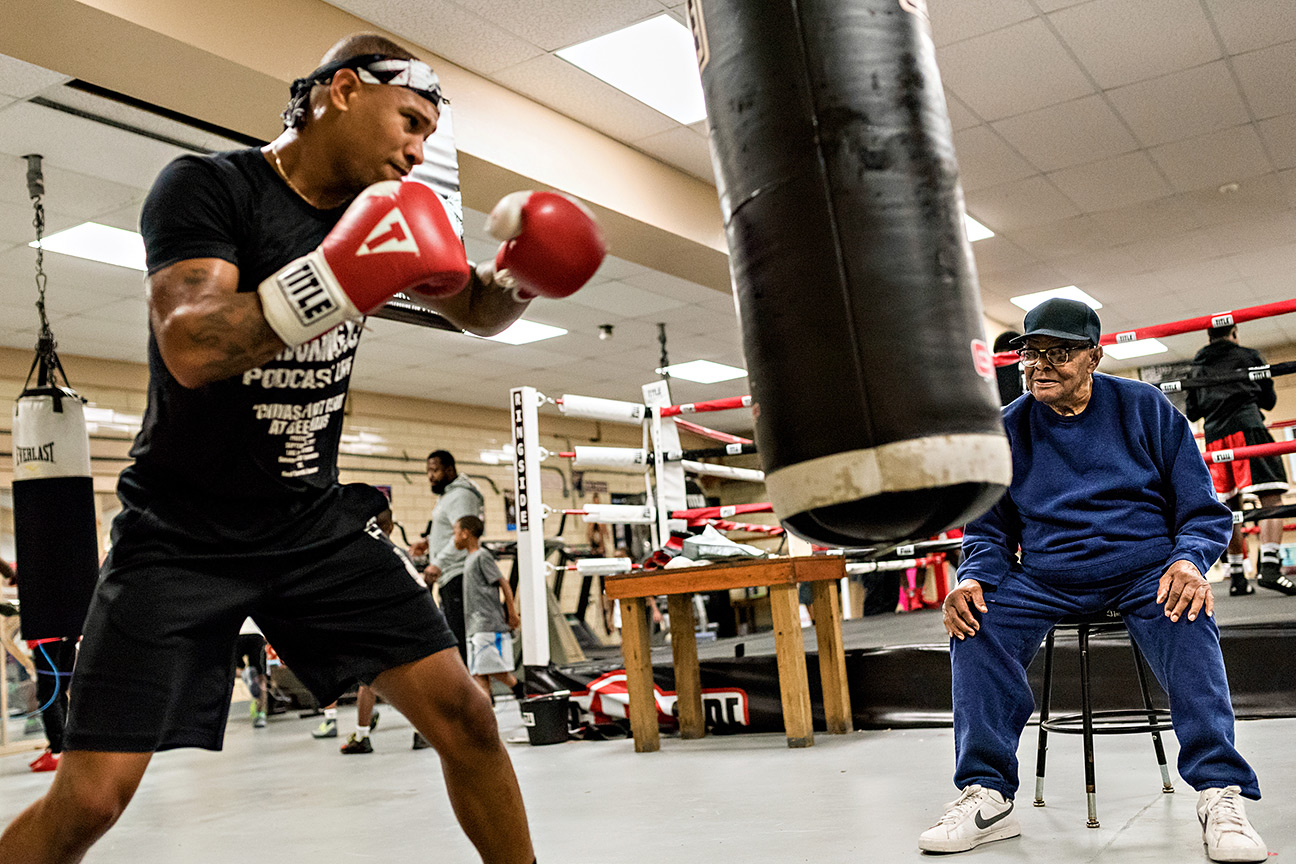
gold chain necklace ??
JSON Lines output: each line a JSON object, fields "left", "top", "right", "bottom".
{"left": 267, "top": 148, "right": 322, "bottom": 208}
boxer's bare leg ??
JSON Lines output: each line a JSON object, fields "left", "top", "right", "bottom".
{"left": 372, "top": 648, "right": 533, "bottom": 864}
{"left": 356, "top": 684, "right": 377, "bottom": 727}
{"left": 0, "top": 751, "right": 152, "bottom": 864}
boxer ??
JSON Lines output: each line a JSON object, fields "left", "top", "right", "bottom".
{"left": 0, "top": 33, "right": 602, "bottom": 864}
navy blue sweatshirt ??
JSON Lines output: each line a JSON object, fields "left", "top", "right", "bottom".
{"left": 959, "top": 374, "right": 1231, "bottom": 586}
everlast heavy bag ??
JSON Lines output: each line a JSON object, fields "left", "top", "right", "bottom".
{"left": 12, "top": 386, "right": 101, "bottom": 640}
{"left": 687, "top": 0, "right": 1011, "bottom": 544}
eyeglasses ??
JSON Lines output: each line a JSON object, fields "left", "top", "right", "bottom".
{"left": 1015, "top": 345, "right": 1091, "bottom": 367}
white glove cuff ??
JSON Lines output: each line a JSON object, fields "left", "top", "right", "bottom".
{"left": 257, "top": 249, "right": 362, "bottom": 347}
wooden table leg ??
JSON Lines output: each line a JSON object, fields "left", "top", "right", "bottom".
{"left": 619, "top": 597, "right": 659, "bottom": 753}
{"left": 768, "top": 583, "right": 814, "bottom": 748}
{"left": 810, "top": 580, "right": 853, "bottom": 734}
{"left": 666, "top": 593, "right": 704, "bottom": 739}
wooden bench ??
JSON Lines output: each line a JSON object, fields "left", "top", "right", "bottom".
{"left": 604, "top": 555, "right": 851, "bottom": 752}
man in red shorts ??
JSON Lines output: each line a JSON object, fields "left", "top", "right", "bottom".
{"left": 1188, "top": 324, "right": 1295, "bottom": 596}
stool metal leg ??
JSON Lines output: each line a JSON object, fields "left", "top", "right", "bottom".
{"left": 1034, "top": 629, "right": 1056, "bottom": 807}
{"left": 1130, "top": 640, "right": 1174, "bottom": 793}
{"left": 1079, "top": 625, "right": 1099, "bottom": 828}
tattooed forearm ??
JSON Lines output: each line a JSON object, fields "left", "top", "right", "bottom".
{"left": 148, "top": 259, "right": 286, "bottom": 388}
{"left": 185, "top": 298, "right": 284, "bottom": 381}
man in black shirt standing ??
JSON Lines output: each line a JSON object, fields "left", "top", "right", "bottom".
{"left": 1187, "top": 324, "right": 1295, "bottom": 596}
{"left": 0, "top": 33, "right": 603, "bottom": 864}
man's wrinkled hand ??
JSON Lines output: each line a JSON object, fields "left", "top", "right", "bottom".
{"left": 409, "top": 538, "right": 429, "bottom": 557}
{"left": 943, "top": 579, "right": 987, "bottom": 640}
{"left": 1157, "top": 559, "right": 1213, "bottom": 623}
{"left": 423, "top": 563, "right": 442, "bottom": 581}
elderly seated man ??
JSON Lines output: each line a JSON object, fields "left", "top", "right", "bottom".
{"left": 919, "top": 298, "right": 1266, "bottom": 863}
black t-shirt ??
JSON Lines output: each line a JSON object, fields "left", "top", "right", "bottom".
{"left": 1184, "top": 339, "right": 1274, "bottom": 442}
{"left": 125, "top": 148, "right": 387, "bottom": 550}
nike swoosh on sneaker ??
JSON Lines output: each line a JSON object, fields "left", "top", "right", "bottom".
{"left": 974, "top": 801, "right": 1014, "bottom": 830}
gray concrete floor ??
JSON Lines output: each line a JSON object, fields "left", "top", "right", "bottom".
{"left": 1, "top": 705, "right": 1291, "bottom": 863}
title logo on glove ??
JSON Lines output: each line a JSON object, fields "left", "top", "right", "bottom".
{"left": 356, "top": 207, "right": 420, "bottom": 257}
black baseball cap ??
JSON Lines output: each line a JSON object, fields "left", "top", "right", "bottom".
{"left": 1010, "top": 298, "right": 1101, "bottom": 346}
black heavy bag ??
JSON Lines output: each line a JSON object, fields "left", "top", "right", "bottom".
{"left": 13, "top": 386, "right": 101, "bottom": 640}
{"left": 687, "top": 0, "right": 1011, "bottom": 544}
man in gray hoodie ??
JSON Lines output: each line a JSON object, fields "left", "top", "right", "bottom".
{"left": 411, "top": 450, "right": 485, "bottom": 662}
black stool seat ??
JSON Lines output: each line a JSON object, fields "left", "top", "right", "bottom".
{"left": 1034, "top": 609, "right": 1175, "bottom": 829}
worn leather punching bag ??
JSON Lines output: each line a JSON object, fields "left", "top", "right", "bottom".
{"left": 687, "top": 0, "right": 1011, "bottom": 544}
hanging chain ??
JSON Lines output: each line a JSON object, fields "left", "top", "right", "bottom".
{"left": 657, "top": 322, "right": 670, "bottom": 380}
{"left": 24, "top": 153, "right": 62, "bottom": 389}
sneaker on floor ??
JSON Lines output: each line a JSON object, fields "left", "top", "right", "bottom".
{"left": 1229, "top": 573, "right": 1254, "bottom": 596}
{"left": 340, "top": 733, "right": 373, "bottom": 754}
{"left": 369, "top": 710, "right": 380, "bottom": 732}
{"left": 28, "top": 750, "right": 59, "bottom": 773}
{"left": 1257, "top": 572, "right": 1296, "bottom": 596}
{"left": 253, "top": 711, "right": 267, "bottom": 728}
{"left": 918, "top": 785, "right": 1020, "bottom": 853}
{"left": 1198, "top": 786, "right": 1267, "bottom": 863}
{"left": 311, "top": 718, "right": 337, "bottom": 739}
{"left": 412, "top": 731, "right": 431, "bottom": 750}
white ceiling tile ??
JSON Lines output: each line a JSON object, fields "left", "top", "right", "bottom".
{"left": 0, "top": 102, "right": 190, "bottom": 190}
{"left": 567, "top": 279, "right": 686, "bottom": 316}
{"left": 943, "top": 92, "right": 980, "bottom": 131}
{"left": 1117, "top": 229, "right": 1224, "bottom": 271}
{"left": 1084, "top": 195, "right": 1204, "bottom": 244}
{"left": 457, "top": 0, "right": 663, "bottom": 51}
{"left": 1003, "top": 215, "right": 1111, "bottom": 260}
{"left": 927, "top": 0, "right": 1036, "bottom": 47}
{"left": 1050, "top": 247, "right": 1145, "bottom": 284}
{"left": 322, "top": 0, "right": 545, "bottom": 75}
{"left": 1207, "top": 212, "right": 1296, "bottom": 255}
{"left": 1228, "top": 243, "right": 1296, "bottom": 280}
{"left": 951, "top": 126, "right": 1037, "bottom": 191}
{"left": 1032, "top": 0, "right": 1088, "bottom": 10}
{"left": 1147, "top": 256, "right": 1244, "bottom": 294}
{"left": 992, "top": 94, "right": 1139, "bottom": 171}
{"left": 43, "top": 86, "right": 247, "bottom": 154}
{"left": 0, "top": 155, "right": 144, "bottom": 219}
{"left": 1048, "top": 0, "right": 1221, "bottom": 89}
{"left": 965, "top": 176, "right": 1081, "bottom": 231}
{"left": 968, "top": 236, "right": 1038, "bottom": 276}
{"left": 633, "top": 126, "right": 714, "bottom": 183}
{"left": 1106, "top": 61, "right": 1252, "bottom": 148}
{"left": 90, "top": 296, "right": 149, "bottom": 324}
{"left": 1182, "top": 173, "right": 1294, "bottom": 226}
{"left": 1047, "top": 151, "right": 1174, "bottom": 212}
{"left": 0, "top": 199, "right": 81, "bottom": 246}
{"left": 1203, "top": 0, "right": 1296, "bottom": 54}
{"left": 492, "top": 53, "right": 677, "bottom": 141}
{"left": 1258, "top": 114, "right": 1296, "bottom": 171}
{"left": 1232, "top": 41, "right": 1296, "bottom": 119}
{"left": 0, "top": 54, "right": 71, "bottom": 100}
{"left": 1149, "top": 124, "right": 1274, "bottom": 193}
{"left": 94, "top": 201, "right": 146, "bottom": 234}
{"left": 936, "top": 19, "right": 1094, "bottom": 122}
{"left": 978, "top": 263, "right": 1070, "bottom": 298}
{"left": 617, "top": 268, "right": 715, "bottom": 303}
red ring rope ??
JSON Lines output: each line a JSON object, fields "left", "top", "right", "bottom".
{"left": 993, "top": 297, "right": 1296, "bottom": 368}
{"left": 671, "top": 502, "right": 773, "bottom": 520}
{"left": 1204, "top": 438, "right": 1296, "bottom": 464}
{"left": 673, "top": 418, "right": 753, "bottom": 445}
{"left": 660, "top": 395, "right": 753, "bottom": 417}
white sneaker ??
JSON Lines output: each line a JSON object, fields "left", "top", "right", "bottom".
{"left": 919, "top": 785, "right": 1021, "bottom": 853}
{"left": 1197, "top": 786, "right": 1267, "bottom": 863}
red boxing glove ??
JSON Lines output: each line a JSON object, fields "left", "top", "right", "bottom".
{"left": 484, "top": 191, "right": 606, "bottom": 301}
{"left": 258, "top": 180, "right": 470, "bottom": 346}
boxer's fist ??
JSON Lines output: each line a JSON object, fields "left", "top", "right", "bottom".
{"left": 484, "top": 191, "right": 605, "bottom": 301}
{"left": 258, "top": 181, "right": 470, "bottom": 346}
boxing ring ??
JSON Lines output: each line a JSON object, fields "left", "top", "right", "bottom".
{"left": 510, "top": 298, "right": 1296, "bottom": 739}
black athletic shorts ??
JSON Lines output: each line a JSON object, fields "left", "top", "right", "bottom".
{"left": 64, "top": 520, "right": 456, "bottom": 753}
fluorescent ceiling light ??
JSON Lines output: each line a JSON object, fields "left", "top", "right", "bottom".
{"left": 965, "top": 214, "right": 994, "bottom": 242}
{"left": 557, "top": 14, "right": 707, "bottom": 125}
{"left": 1009, "top": 286, "right": 1103, "bottom": 313}
{"left": 1103, "top": 338, "right": 1168, "bottom": 360}
{"left": 30, "top": 222, "right": 146, "bottom": 271}
{"left": 657, "top": 359, "right": 747, "bottom": 384}
{"left": 477, "top": 319, "right": 568, "bottom": 345}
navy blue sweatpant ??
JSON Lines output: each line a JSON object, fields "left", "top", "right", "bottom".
{"left": 950, "top": 563, "right": 1259, "bottom": 800}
